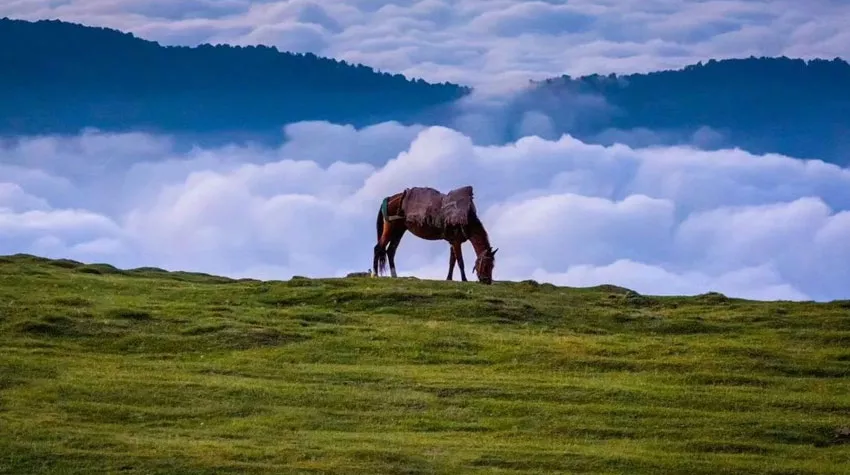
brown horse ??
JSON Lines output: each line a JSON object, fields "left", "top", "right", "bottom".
{"left": 372, "top": 188, "right": 498, "bottom": 284}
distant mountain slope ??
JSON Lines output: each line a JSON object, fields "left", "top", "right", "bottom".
{"left": 2, "top": 18, "right": 849, "bottom": 164}
{"left": 0, "top": 17, "right": 469, "bottom": 136}
{"left": 531, "top": 57, "right": 850, "bottom": 164}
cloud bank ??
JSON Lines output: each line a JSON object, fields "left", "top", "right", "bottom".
{"left": 4, "top": 0, "right": 850, "bottom": 87}
{"left": 2, "top": 122, "right": 849, "bottom": 302}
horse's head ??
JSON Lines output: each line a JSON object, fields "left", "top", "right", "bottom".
{"left": 473, "top": 247, "right": 498, "bottom": 284}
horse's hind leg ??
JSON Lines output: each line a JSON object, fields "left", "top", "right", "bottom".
{"left": 373, "top": 216, "right": 394, "bottom": 276}
{"left": 446, "top": 246, "right": 457, "bottom": 280}
{"left": 386, "top": 227, "right": 405, "bottom": 278}
{"left": 452, "top": 241, "right": 468, "bottom": 282}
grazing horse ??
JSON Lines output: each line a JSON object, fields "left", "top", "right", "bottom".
{"left": 372, "top": 186, "right": 498, "bottom": 284}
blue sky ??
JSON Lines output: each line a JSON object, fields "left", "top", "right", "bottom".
{"left": 2, "top": 1, "right": 850, "bottom": 301}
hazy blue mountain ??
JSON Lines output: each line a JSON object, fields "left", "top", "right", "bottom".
{"left": 0, "top": 17, "right": 469, "bottom": 139}
{"left": 2, "top": 17, "right": 849, "bottom": 164}
{"left": 526, "top": 57, "right": 850, "bottom": 164}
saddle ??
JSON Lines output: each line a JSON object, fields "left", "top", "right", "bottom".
{"left": 397, "top": 185, "right": 475, "bottom": 228}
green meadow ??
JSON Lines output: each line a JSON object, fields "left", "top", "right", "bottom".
{"left": 1, "top": 253, "right": 848, "bottom": 474}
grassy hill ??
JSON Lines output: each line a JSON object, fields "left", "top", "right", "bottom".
{"left": 1, "top": 254, "right": 849, "bottom": 474}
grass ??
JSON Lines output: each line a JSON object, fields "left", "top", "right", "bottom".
{"left": 1, "top": 253, "right": 849, "bottom": 474}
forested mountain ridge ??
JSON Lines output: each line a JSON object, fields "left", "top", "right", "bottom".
{"left": 531, "top": 56, "right": 850, "bottom": 163}
{"left": 3, "top": 17, "right": 849, "bottom": 164}
{"left": 0, "top": 17, "right": 469, "bottom": 136}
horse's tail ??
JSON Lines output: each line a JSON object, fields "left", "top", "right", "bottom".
{"left": 373, "top": 202, "right": 388, "bottom": 276}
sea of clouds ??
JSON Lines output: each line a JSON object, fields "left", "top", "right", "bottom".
{"left": 2, "top": 113, "right": 849, "bottom": 301}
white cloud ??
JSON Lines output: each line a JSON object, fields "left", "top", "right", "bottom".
{"left": 532, "top": 260, "right": 811, "bottom": 302}
{"left": 2, "top": 122, "right": 849, "bottom": 302}
{"left": 3, "top": 0, "right": 849, "bottom": 86}
{"left": 485, "top": 193, "right": 677, "bottom": 269}
{"left": 235, "top": 22, "right": 330, "bottom": 53}
{"left": 0, "top": 183, "right": 50, "bottom": 212}
{"left": 468, "top": 2, "right": 597, "bottom": 37}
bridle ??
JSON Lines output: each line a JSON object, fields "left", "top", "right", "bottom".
{"left": 473, "top": 247, "right": 498, "bottom": 281}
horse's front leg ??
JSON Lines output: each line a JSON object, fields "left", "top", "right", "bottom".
{"left": 386, "top": 227, "right": 406, "bottom": 278}
{"left": 446, "top": 246, "right": 456, "bottom": 280}
{"left": 452, "top": 242, "right": 468, "bottom": 281}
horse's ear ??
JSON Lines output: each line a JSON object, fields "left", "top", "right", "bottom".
{"left": 491, "top": 248, "right": 499, "bottom": 256}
